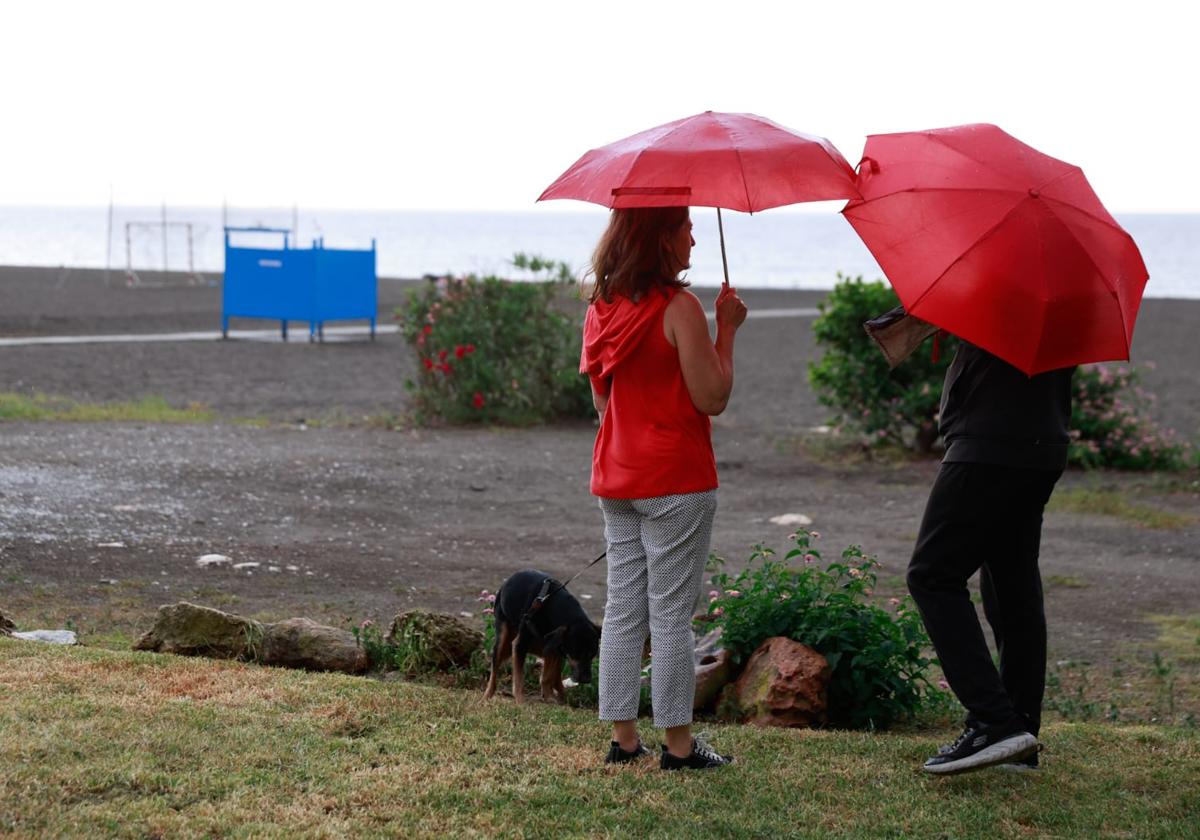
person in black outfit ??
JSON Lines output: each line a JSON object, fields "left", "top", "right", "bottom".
{"left": 908, "top": 339, "right": 1075, "bottom": 775}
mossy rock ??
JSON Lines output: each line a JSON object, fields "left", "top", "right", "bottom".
{"left": 133, "top": 602, "right": 264, "bottom": 660}
{"left": 0, "top": 609, "right": 15, "bottom": 635}
{"left": 385, "top": 609, "right": 483, "bottom": 673}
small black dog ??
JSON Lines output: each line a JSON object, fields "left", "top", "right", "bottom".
{"left": 483, "top": 569, "right": 601, "bottom": 703}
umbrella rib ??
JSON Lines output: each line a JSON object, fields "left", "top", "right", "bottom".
{"left": 907, "top": 198, "right": 1032, "bottom": 312}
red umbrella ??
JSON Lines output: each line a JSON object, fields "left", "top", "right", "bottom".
{"left": 842, "top": 123, "right": 1149, "bottom": 375}
{"left": 539, "top": 111, "right": 859, "bottom": 284}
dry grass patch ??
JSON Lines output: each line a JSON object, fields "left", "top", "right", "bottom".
{"left": 2, "top": 639, "right": 1199, "bottom": 839}
{"left": 1047, "top": 487, "right": 1194, "bottom": 529}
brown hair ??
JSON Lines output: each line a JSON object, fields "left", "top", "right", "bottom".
{"left": 586, "top": 207, "right": 691, "bottom": 304}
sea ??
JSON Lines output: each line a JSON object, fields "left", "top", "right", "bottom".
{"left": 0, "top": 205, "right": 1197, "bottom": 298}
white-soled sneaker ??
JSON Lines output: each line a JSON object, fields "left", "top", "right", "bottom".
{"left": 922, "top": 721, "right": 1038, "bottom": 776}
{"left": 660, "top": 735, "right": 733, "bottom": 770}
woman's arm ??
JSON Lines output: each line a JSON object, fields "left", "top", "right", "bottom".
{"left": 664, "top": 287, "right": 747, "bottom": 415}
{"left": 592, "top": 383, "right": 609, "bottom": 420}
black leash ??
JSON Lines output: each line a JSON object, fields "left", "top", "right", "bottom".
{"left": 519, "top": 549, "right": 607, "bottom": 635}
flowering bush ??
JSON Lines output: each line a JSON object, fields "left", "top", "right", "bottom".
{"left": 1069, "top": 363, "right": 1191, "bottom": 470}
{"left": 398, "top": 269, "right": 592, "bottom": 425}
{"left": 702, "top": 530, "right": 947, "bottom": 729}
{"left": 808, "top": 275, "right": 957, "bottom": 452}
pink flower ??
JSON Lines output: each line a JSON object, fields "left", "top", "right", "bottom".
{"left": 708, "top": 590, "right": 720, "bottom": 601}
{"left": 712, "top": 607, "right": 724, "bottom": 617}
{"left": 889, "top": 597, "right": 901, "bottom": 607}
{"left": 810, "top": 531, "right": 820, "bottom": 540}
{"left": 482, "top": 607, "right": 494, "bottom": 616}
{"left": 724, "top": 589, "right": 741, "bottom": 598}
{"left": 937, "top": 679, "right": 950, "bottom": 691}
{"left": 803, "top": 553, "right": 816, "bottom": 565}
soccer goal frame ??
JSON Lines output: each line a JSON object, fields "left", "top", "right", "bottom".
{"left": 124, "top": 220, "right": 205, "bottom": 287}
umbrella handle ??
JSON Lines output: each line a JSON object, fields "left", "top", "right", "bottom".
{"left": 717, "top": 207, "right": 730, "bottom": 287}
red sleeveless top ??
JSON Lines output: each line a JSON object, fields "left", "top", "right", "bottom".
{"left": 580, "top": 287, "right": 718, "bottom": 499}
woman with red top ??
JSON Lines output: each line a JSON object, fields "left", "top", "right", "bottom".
{"left": 580, "top": 206, "right": 747, "bottom": 770}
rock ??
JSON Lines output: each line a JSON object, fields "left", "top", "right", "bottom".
{"left": 0, "top": 609, "right": 14, "bottom": 635}
{"left": 693, "top": 627, "right": 735, "bottom": 711}
{"left": 769, "top": 513, "right": 813, "bottom": 527}
{"left": 232, "top": 562, "right": 260, "bottom": 571}
{"left": 12, "top": 630, "right": 78, "bottom": 645}
{"left": 196, "top": 553, "right": 232, "bottom": 568}
{"left": 385, "top": 609, "right": 483, "bottom": 673}
{"left": 260, "top": 618, "right": 368, "bottom": 674}
{"left": 133, "top": 602, "right": 264, "bottom": 660}
{"left": 734, "top": 637, "right": 830, "bottom": 728}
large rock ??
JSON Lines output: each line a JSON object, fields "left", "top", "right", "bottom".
{"left": 0, "top": 609, "right": 14, "bottom": 635}
{"left": 385, "top": 609, "right": 483, "bottom": 673}
{"left": 734, "top": 637, "right": 830, "bottom": 728}
{"left": 693, "top": 627, "right": 736, "bottom": 711}
{"left": 261, "top": 618, "right": 368, "bottom": 674}
{"left": 133, "top": 602, "right": 265, "bottom": 661}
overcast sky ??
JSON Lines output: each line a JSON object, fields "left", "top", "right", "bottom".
{"left": 3, "top": 0, "right": 1196, "bottom": 213}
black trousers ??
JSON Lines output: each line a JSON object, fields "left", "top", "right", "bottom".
{"left": 907, "top": 461, "right": 1062, "bottom": 735}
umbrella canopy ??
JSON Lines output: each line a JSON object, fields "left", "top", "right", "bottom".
{"left": 539, "top": 111, "right": 859, "bottom": 211}
{"left": 842, "top": 123, "right": 1149, "bottom": 376}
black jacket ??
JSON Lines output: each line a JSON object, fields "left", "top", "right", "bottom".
{"left": 939, "top": 342, "right": 1075, "bottom": 471}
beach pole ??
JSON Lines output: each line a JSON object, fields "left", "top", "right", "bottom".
{"left": 161, "top": 201, "right": 168, "bottom": 274}
{"left": 105, "top": 185, "right": 114, "bottom": 285}
{"left": 717, "top": 207, "right": 730, "bottom": 287}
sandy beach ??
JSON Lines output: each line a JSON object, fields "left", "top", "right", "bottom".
{"left": 0, "top": 264, "right": 1197, "bottom": 670}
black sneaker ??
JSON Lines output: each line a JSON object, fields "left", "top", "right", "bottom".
{"left": 605, "top": 741, "right": 651, "bottom": 765}
{"left": 660, "top": 736, "right": 733, "bottom": 770}
{"left": 922, "top": 720, "right": 1038, "bottom": 776}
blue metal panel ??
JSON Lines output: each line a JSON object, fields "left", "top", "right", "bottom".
{"left": 222, "top": 228, "right": 377, "bottom": 339}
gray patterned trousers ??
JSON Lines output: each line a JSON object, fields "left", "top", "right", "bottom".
{"left": 597, "top": 490, "right": 717, "bottom": 728}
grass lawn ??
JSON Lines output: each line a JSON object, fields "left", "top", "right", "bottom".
{"left": 2, "top": 640, "right": 1198, "bottom": 839}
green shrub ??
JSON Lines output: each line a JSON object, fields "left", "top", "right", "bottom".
{"left": 397, "top": 270, "right": 592, "bottom": 425}
{"left": 702, "top": 530, "right": 947, "bottom": 730}
{"left": 807, "top": 275, "right": 957, "bottom": 452}
{"left": 1069, "top": 363, "right": 1191, "bottom": 470}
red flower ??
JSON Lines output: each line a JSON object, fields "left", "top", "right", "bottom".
{"left": 439, "top": 362, "right": 452, "bottom": 374}
{"left": 454, "top": 344, "right": 466, "bottom": 359}
{"left": 465, "top": 343, "right": 476, "bottom": 354}
{"left": 422, "top": 357, "right": 434, "bottom": 371}
{"left": 472, "top": 391, "right": 485, "bottom": 409}
{"left": 422, "top": 324, "right": 433, "bottom": 336}
{"left": 438, "top": 349, "right": 448, "bottom": 362}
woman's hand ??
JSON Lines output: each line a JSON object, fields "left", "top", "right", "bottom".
{"left": 715, "top": 285, "right": 747, "bottom": 332}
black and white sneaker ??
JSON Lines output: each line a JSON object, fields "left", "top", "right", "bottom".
{"left": 998, "top": 744, "right": 1042, "bottom": 771}
{"left": 922, "top": 721, "right": 1038, "bottom": 776}
{"left": 605, "top": 741, "right": 651, "bottom": 765}
{"left": 660, "top": 735, "right": 733, "bottom": 770}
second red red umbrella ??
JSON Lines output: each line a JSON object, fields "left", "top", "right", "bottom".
{"left": 842, "top": 123, "right": 1149, "bottom": 375}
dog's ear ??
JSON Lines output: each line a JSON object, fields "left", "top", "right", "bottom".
{"left": 543, "top": 626, "right": 567, "bottom": 654}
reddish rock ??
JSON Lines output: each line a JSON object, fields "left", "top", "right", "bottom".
{"left": 734, "top": 637, "right": 830, "bottom": 728}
